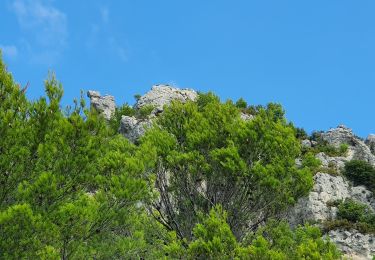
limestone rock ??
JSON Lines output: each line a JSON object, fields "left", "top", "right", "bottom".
{"left": 240, "top": 112, "right": 254, "bottom": 121}
{"left": 301, "top": 139, "right": 312, "bottom": 148}
{"left": 321, "top": 125, "right": 375, "bottom": 166}
{"left": 87, "top": 90, "right": 115, "bottom": 120}
{"left": 119, "top": 116, "right": 152, "bottom": 143}
{"left": 320, "top": 125, "right": 355, "bottom": 147}
{"left": 135, "top": 84, "right": 198, "bottom": 114}
{"left": 288, "top": 172, "right": 375, "bottom": 227}
{"left": 351, "top": 186, "right": 375, "bottom": 210}
{"left": 328, "top": 229, "right": 375, "bottom": 259}
{"left": 366, "top": 134, "right": 375, "bottom": 154}
{"left": 288, "top": 173, "right": 351, "bottom": 226}
{"left": 315, "top": 152, "right": 348, "bottom": 170}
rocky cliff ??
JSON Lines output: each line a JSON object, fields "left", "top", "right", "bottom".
{"left": 289, "top": 125, "right": 375, "bottom": 259}
{"left": 88, "top": 86, "right": 375, "bottom": 259}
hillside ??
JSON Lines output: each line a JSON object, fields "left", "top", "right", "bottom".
{"left": 1, "top": 57, "right": 375, "bottom": 259}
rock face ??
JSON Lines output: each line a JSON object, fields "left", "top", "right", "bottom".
{"left": 118, "top": 85, "right": 197, "bottom": 143}
{"left": 87, "top": 90, "right": 115, "bottom": 120}
{"left": 290, "top": 126, "right": 375, "bottom": 226}
{"left": 315, "top": 152, "right": 348, "bottom": 170}
{"left": 366, "top": 134, "right": 375, "bottom": 155}
{"left": 288, "top": 173, "right": 375, "bottom": 226}
{"left": 328, "top": 229, "right": 375, "bottom": 259}
{"left": 321, "top": 125, "right": 375, "bottom": 166}
{"left": 301, "top": 139, "right": 312, "bottom": 148}
{"left": 288, "top": 125, "right": 375, "bottom": 259}
{"left": 119, "top": 116, "right": 152, "bottom": 143}
{"left": 134, "top": 84, "right": 198, "bottom": 114}
{"left": 288, "top": 173, "right": 351, "bottom": 226}
{"left": 240, "top": 112, "right": 254, "bottom": 121}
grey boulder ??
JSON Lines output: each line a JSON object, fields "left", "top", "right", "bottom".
{"left": 87, "top": 90, "right": 115, "bottom": 120}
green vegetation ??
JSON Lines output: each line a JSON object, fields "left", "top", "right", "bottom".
{"left": 235, "top": 97, "right": 247, "bottom": 109}
{"left": 168, "top": 207, "right": 341, "bottom": 259}
{"left": 344, "top": 160, "right": 375, "bottom": 192}
{"left": 0, "top": 55, "right": 340, "bottom": 259}
{"left": 294, "top": 127, "right": 309, "bottom": 140}
{"left": 324, "top": 199, "right": 375, "bottom": 234}
{"left": 142, "top": 93, "right": 314, "bottom": 240}
{"left": 138, "top": 104, "right": 155, "bottom": 119}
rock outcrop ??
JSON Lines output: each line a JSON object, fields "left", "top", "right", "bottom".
{"left": 240, "top": 112, "right": 254, "bottom": 121}
{"left": 328, "top": 229, "right": 375, "bottom": 260}
{"left": 288, "top": 125, "right": 375, "bottom": 259}
{"left": 321, "top": 125, "right": 375, "bottom": 166}
{"left": 288, "top": 173, "right": 350, "bottom": 226}
{"left": 117, "top": 85, "right": 198, "bottom": 143}
{"left": 87, "top": 90, "right": 115, "bottom": 120}
{"left": 119, "top": 116, "right": 152, "bottom": 143}
{"left": 366, "top": 134, "right": 375, "bottom": 155}
{"left": 288, "top": 173, "right": 375, "bottom": 227}
{"left": 134, "top": 84, "right": 198, "bottom": 115}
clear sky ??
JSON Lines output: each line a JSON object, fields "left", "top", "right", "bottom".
{"left": 1, "top": 0, "right": 374, "bottom": 137}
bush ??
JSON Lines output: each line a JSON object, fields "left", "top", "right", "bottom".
{"left": 337, "top": 199, "right": 369, "bottom": 222}
{"left": 176, "top": 207, "right": 341, "bottom": 259}
{"left": 338, "top": 143, "right": 349, "bottom": 156}
{"left": 235, "top": 98, "right": 247, "bottom": 109}
{"left": 143, "top": 94, "right": 312, "bottom": 241}
{"left": 138, "top": 104, "right": 154, "bottom": 119}
{"left": 344, "top": 160, "right": 375, "bottom": 191}
{"left": 302, "top": 152, "right": 321, "bottom": 173}
{"left": 295, "top": 127, "right": 308, "bottom": 140}
{"left": 324, "top": 199, "right": 375, "bottom": 234}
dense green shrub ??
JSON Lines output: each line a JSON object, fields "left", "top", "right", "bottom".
{"left": 302, "top": 152, "right": 321, "bottom": 173}
{"left": 0, "top": 55, "right": 168, "bottom": 259}
{"left": 168, "top": 207, "right": 341, "bottom": 259}
{"left": 337, "top": 199, "right": 369, "bottom": 222}
{"left": 138, "top": 104, "right": 154, "bottom": 119}
{"left": 235, "top": 98, "right": 247, "bottom": 109}
{"left": 324, "top": 199, "right": 375, "bottom": 234}
{"left": 294, "top": 127, "right": 309, "bottom": 140}
{"left": 143, "top": 92, "right": 314, "bottom": 241}
{"left": 344, "top": 160, "right": 375, "bottom": 191}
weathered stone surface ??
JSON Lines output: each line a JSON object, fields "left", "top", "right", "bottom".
{"left": 301, "top": 139, "right": 312, "bottom": 148}
{"left": 321, "top": 125, "right": 375, "bottom": 166}
{"left": 240, "top": 112, "right": 254, "bottom": 121}
{"left": 87, "top": 90, "right": 115, "bottom": 120}
{"left": 288, "top": 173, "right": 351, "bottom": 226}
{"left": 289, "top": 126, "right": 375, "bottom": 259}
{"left": 328, "top": 229, "right": 375, "bottom": 259}
{"left": 135, "top": 84, "right": 198, "bottom": 114}
{"left": 351, "top": 186, "right": 375, "bottom": 210}
{"left": 288, "top": 173, "right": 375, "bottom": 227}
{"left": 119, "top": 116, "right": 152, "bottom": 143}
{"left": 315, "top": 152, "right": 348, "bottom": 170}
{"left": 366, "top": 134, "right": 375, "bottom": 154}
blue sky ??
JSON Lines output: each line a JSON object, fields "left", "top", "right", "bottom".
{"left": 1, "top": 0, "right": 374, "bottom": 137}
